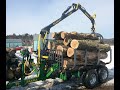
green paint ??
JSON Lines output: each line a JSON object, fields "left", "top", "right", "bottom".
{"left": 6, "top": 81, "right": 21, "bottom": 89}
{"left": 60, "top": 72, "right": 67, "bottom": 81}
{"left": 39, "top": 60, "right": 46, "bottom": 80}
{"left": 46, "top": 63, "right": 59, "bottom": 78}
{"left": 78, "top": 71, "right": 80, "bottom": 78}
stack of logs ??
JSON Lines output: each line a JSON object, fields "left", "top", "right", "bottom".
{"left": 6, "top": 48, "right": 30, "bottom": 81}
{"left": 48, "top": 31, "right": 111, "bottom": 69}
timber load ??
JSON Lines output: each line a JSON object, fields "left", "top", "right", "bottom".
{"left": 50, "top": 31, "right": 111, "bottom": 69}
{"left": 6, "top": 48, "right": 31, "bottom": 81}
{"left": 52, "top": 31, "right": 99, "bottom": 40}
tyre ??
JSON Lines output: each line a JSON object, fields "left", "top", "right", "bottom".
{"left": 83, "top": 69, "right": 98, "bottom": 89}
{"left": 97, "top": 66, "right": 109, "bottom": 83}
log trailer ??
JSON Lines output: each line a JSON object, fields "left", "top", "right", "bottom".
{"left": 6, "top": 3, "right": 112, "bottom": 89}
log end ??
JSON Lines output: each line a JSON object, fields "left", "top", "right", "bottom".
{"left": 56, "top": 45, "right": 63, "bottom": 55}
{"left": 63, "top": 60, "right": 68, "bottom": 69}
{"left": 47, "top": 41, "right": 51, "bottom": 49}
{"left": 56, "top": 45, "right": 63, "bottom": 52}
{"left": 63, "top": 38, "right": 69, "bottom": 46}
{"left": 52, "top": 32, "right": 56, "bottom": 38}
{"left": 61, "top": 31, "right": 66, "bottom": 39}
{"left": 67, "top": 47, "right": 74, "bottom": 57}
{"left": 70, "top": 39, "right": 79, "bottom": 49}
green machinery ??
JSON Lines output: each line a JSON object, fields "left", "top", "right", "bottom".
{"left": 6, "top": 3, "right": 112, "bottom": 89}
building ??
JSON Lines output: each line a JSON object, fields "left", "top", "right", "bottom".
{"left": 6, "top": 39, "right": 22, "bottom": 48}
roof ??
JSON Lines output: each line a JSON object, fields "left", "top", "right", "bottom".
{"left": 6, "top": 39, "right": 22, "bottom": 43}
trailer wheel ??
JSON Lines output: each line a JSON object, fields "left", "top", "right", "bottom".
{"left": 98, "top": 66, "right": 109, "bottom": 83}
{"left": 83, "top": 69, "right": 98, "bottom": 89}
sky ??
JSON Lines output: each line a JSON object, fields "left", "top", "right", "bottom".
{"left": 6, "top": 0, "right": 114, "bottom": 38}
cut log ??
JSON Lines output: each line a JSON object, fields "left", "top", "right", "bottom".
{"left": 61, "top": 31, "right": 67, "bottom": 39}
{"left": 63, "top": 33, "right": 99, "bottom": 40}
{"left": 56, "top": 45, "right": 69, "bottom": 56}
{"left": 67, "top": 47, "right": 74, "bottom": 57}
{"left": 48, "top": 40, "right": 64, "bottom": 49}
{"left": 98, "top": 44, "right": 111, "bottom": 52}
{"left": 51, "top": 41, "right": 56, "bottom": 49}
{"left": 70, "top": 39, "right": 100, "bottom": 49}
{"left": 52, "top": 31, "right": 66, "bottom": 40}
{"left": 55, "top": 40, "right": 64, "bottom": 45}
{"left": 52, "top": 32, "right": 62, "bottom": 40}
{"left": 63, "top": 53, "right": 107, "bottom": 69}
{"left": 70, "top": 39, "right": 110, "bottom": 52}
{"left": 63, "top": 38, "right": 71, "bottom": 46}
{"left": 63, "top": 60, "right": 68, "bottom": 69}
{"left": 47, "top": 41, "right": 52, "bottom": 49}
{"left": 70, "top": 39, "right": 79, "bottom": 49}
{"left": 52, "top": 32, "right": 56, "bottom": 38}
{"left": 70, "top": 31, "right": 77, "bottom": 34}
{"left": 6, "top": 49, "right": 31, "bottom": 80}
{"left": 63, "top": 58, "right": 90, "bottom": 69}
{"left": 63, "top": 58, "right": 82, "bottom": 66}
{"left": 7, "top": 69, "right": 14, "bottom": 80}
{"left": 67, "top": 47, "right": 108, "bottom": 60}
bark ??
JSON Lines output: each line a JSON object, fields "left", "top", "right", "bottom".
{"left": 7, "top": 69, "right": 14, "bottom": 80}
{"left": 70, "top": 39, "right": 99, "bottom": 49}
{"left": 63, "top": 38, "right": 71, "bottom": 46}
{"left": 70, "top": 39, "right": 110, "bottom": 52}
{"left": 67, "top": 47, "right": 108, "bottom": 60}
{"left": 6, "top": 49, "right": 31, "bottom": 80}
{"left": 56, "top": 45, "right": 69, "bottom": 56}
{"left": 52, "top": 31, "right": 66, "bottom": 40}
{"left": 62, "top": 33, "right": 99, "bottom": 40}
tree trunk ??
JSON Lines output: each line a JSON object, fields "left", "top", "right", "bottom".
{"left": 56, "top": 45, "right": 69, "bottom": 56}
{"left": 47, "top": 41, "right": 52, "bottom": 49}
{"left": 62, "top": 33, "right": 99, "bottom": 40}
{"left": 63, "top": 38, "right": 71, "bottom": 46}
{"left": 67, "top": 47, "right": 74, "bottom": 57}
{"left": 67, "top": 47, "right": 108, "bottom": 59}
{"left": 48, "top": 40, "right": 64, "bottom": 49}
{"left": 7, "top": 69, "right": 14, "bottom": 80}
{"left": 70, "top": 39, "right": 98, "bottom": 49}
{"left": 70, "top": 39, "right": 110, "bottom": 52}
{"left": 52, "top": 31, "right": 66, "bottom": 40}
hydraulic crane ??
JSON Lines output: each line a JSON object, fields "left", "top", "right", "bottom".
{"left": 40, "top": 3, "right": 96, "bottom": 37}
{"left": 39, "top": 3, "right": 103, "bottom": 52}
{"left": 7, "top": 3, "right": 110, "bottom": 89}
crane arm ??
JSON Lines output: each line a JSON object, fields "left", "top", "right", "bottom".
{"left": 40, "top": 3, "right": 96, "bottom": 37}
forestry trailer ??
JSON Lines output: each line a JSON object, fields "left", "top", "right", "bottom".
{"left": 6, "top": 3, "right": 112, "bottom": 89}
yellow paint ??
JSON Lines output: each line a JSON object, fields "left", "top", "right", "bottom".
{"left": 26, "top": 78, "right": 38, "bottom": 83}
{"left": 38, "top": 34, "right": 41, "bottom": 64}
{"left": 92, "top": 14, "right": 96, "bottom": 19}
{"left": 42, "top": 56, "right": 48, "bottom": 59}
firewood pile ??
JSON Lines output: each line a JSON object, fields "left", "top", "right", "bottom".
{"left": 48, "top": 31, "right": 111, "bottom": 69}
{"left": 6, "top": 48, "right": 30, "bottom": 81}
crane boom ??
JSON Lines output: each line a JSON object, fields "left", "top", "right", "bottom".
{"left": 40, "top": 3, "right": 96, "bottom": 37}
